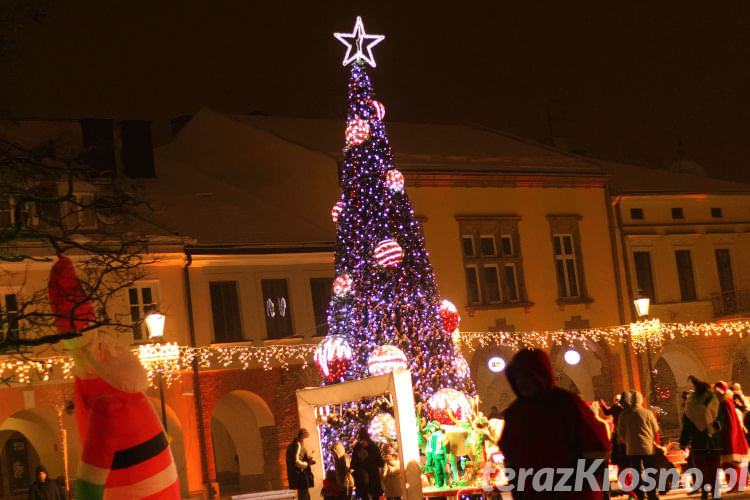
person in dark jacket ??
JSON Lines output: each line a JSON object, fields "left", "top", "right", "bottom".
{"left": 680, "top": 376, "right": 722, "bottom": 500}
{"left": 28, "top": 465, "right": 62, "bottom": 500}
{"left": 349, "top": 428, "right": 384, "bottom": 500}
{"left": 286, "top": 428, "right": 316, "bottom": 500}
{"left": 499, "top": 348, "right": 611, "bottom": 500}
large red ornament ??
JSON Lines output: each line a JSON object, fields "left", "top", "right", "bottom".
{"left": 331, "top": 201, "right": 344, "bottom": 223}
{"left": 427, "top": 388, "right": 471, "bottom": 425}
{"left": 314, "top": 335, "right": 352, "bottom": 381}
{"left": 345, "top": 118, "right": 370, "bottom": 146}
{"left": 374, "top": 239, "right": 404, "bottom": 268}
{"left": 367, "top": 345, "right": 408, "bottom": 376}
{"left": 385, "top": 169, "right": 404, "bottom": 192}
{"left": 440, "top": 300, "right": 460, "bottom": 333}
{"left": 371, "top": 100, "right": 386, "bottom": 121}
{"left": 333, "top": 274, "right": 353, "bottom": 297}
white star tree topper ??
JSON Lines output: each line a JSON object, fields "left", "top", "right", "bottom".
{"left": 334, "top": 16, "right": 385, "bottom": 68}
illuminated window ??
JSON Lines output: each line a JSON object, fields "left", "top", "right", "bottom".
{"left": 261, "top": 279, "right": 293, "bottom": 340}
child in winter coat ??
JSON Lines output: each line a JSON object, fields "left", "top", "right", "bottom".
{"left": 381, "top": 444, "right": 402, "bottom": 500}
{"left": 322, "top": 470, "right": 346, "bottom": 500}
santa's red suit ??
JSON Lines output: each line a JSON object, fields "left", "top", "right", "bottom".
{"left": 49, "top": 254, "right": 180, "bottom": 500}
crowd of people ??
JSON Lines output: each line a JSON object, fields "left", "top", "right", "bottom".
{"left": 286, "top": 427, "right": 403, "bottom": 500}
{"left": 595, "top": 376, "right": 750, "bottom": 500}
{"left": 287, "top": 349, "right": 750, "bottom": 500}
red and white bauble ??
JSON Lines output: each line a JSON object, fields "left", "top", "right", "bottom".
{"left": 453, "top": 355, "right": 471, "bottom": 379}
{"left": 314, "top": 335, "right": 353, "bottom": 381}
{"left": 333, "top": 274, "right": 353, "bottom": 297}
{"left": 331, "top": 201, "right": 344, "bottom": 223}
{"left": 385, "top": 169, "right": 404, "bottom": 192}
{"left": 367, "top": 345, "right": 408, "bottom": 376}
{"left": 427, "top": 388, "right": 471, "bottom": 425}
{"left": 371, "top": 100, "right": 386, "bottom": 121}
{"left": 346, "top": 118, "right": 370, "bottom": 146}
{"left": 368, "top": 413, "right": 396, "bottom": 444}
{"left": 374, "top": 239, "right": 404, "bottom": 267}
{"left": 440, "top": 300, "right": 460, "bottom": 333}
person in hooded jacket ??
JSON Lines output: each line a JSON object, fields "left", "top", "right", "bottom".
{"left": 499, "top": 348, "right": 611, "bottom": 500}
{"left": 28, "top": 465, "right": 62, "bottom": 500}
{"left": 680, "top": 376, "right": 722, "bottom": 500}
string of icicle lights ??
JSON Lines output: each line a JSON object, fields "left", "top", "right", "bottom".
{"left": 454, "top": 319, "right": 750, "bottom": 353}
{"left": 2, "top": 320, "right": 748, "bottom": 385}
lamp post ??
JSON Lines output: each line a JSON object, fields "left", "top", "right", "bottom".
{"left": 144, "top": 310, "right": 170, "bottom": 433}
{"left": 633, "top": 295, "right": 656, "bottom": 404}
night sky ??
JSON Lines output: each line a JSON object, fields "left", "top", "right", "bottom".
{"left": 2, "top": 1, "right": 749, "bottom": 183}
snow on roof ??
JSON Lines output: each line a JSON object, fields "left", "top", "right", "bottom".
{"left": 233, "top": 114, "right": 608, "bottom": 175}
{"left": 593, "top": 158, "right": 750, "bottom": 195}
{"left": 143, "top": 108, "right": 750, "bottom": 246}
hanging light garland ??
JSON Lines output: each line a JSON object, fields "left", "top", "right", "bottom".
{"left": 2, "top": 320, "right": 747, "bottom": 386}
{"left": 454, "top": 320, "right": 750, "bottom": 353}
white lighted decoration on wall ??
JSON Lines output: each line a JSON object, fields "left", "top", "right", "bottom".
{"left": 488, "top": 356, "right": 506, "bottom": 373}
{"left": 564, "top": 349, "right": 581, "bottom": 366}
{"left": 334, "top": 16, "right": 385, "bottom": 68}
{"left": 278, "top": 297, "right": 287, "bottom": 317}
{"left": 265, "top": 298, "right": 275, "bottom": 318}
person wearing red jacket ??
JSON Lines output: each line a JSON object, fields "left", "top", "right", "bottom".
{"left": 499, "top": 348, "right": 611, "bottom": 500}
{"left": 714, "top": 381, "right": 749, "bottom": 492}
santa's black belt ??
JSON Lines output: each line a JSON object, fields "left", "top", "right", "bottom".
{"left": 112, "top": 432, "right": 168, "bottom": 470}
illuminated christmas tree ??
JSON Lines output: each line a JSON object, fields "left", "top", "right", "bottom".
{"left": 314, "top": 18, "right": 475, "bottom": 460}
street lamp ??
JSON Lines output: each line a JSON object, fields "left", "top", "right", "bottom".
{"left": 634, "top": 296, "right": 650, "bottom": 319}
{"left": 633, "top": 295, "right": 656, "bottom": 405}
{"left": 143, "top": 310, "right": 172, "bottom": 434}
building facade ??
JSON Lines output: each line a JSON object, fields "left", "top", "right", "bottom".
{"left": 0, "top": 112, "right": 748, "bottom": 498}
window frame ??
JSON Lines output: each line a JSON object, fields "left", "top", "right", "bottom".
{"left": 552, "top": 233, "right": 581, "bottom": 299}
{"left": 0, "top": 290, "right": 21, "bottom": 344}
{"left": 261, "top": 278, "right": 294, "bottom": 340}
{"left": 209, "top": 280, "right": 244, "bottom": 343}
{"left": 127, "top": 281, "right": 160, "bottom": 342}
{"left": 0, "top": 197, "right": 39, "bottom": 228}
{"left": 547, "top": 214, "right": 590, "bottom": 304}
{"left": 674, "top": 249, "right": 697, "bottom": 302}
{"left": 457, "top": 216, "right": 527, "bottom": 308}
{"left": 309, "top": 277, "right": 334, "bottom": 338}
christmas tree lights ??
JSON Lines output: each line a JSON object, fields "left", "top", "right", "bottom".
{"left": 317, "top": 17, "right": 475, "bottom": 467}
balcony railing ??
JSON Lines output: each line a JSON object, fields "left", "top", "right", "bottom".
{"left": 711, "top": 289, "right": 750, "bottom": 317}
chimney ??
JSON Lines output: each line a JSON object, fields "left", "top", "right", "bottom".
{"left": 119, "top": 120, "right": 156, "bottom": 178}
